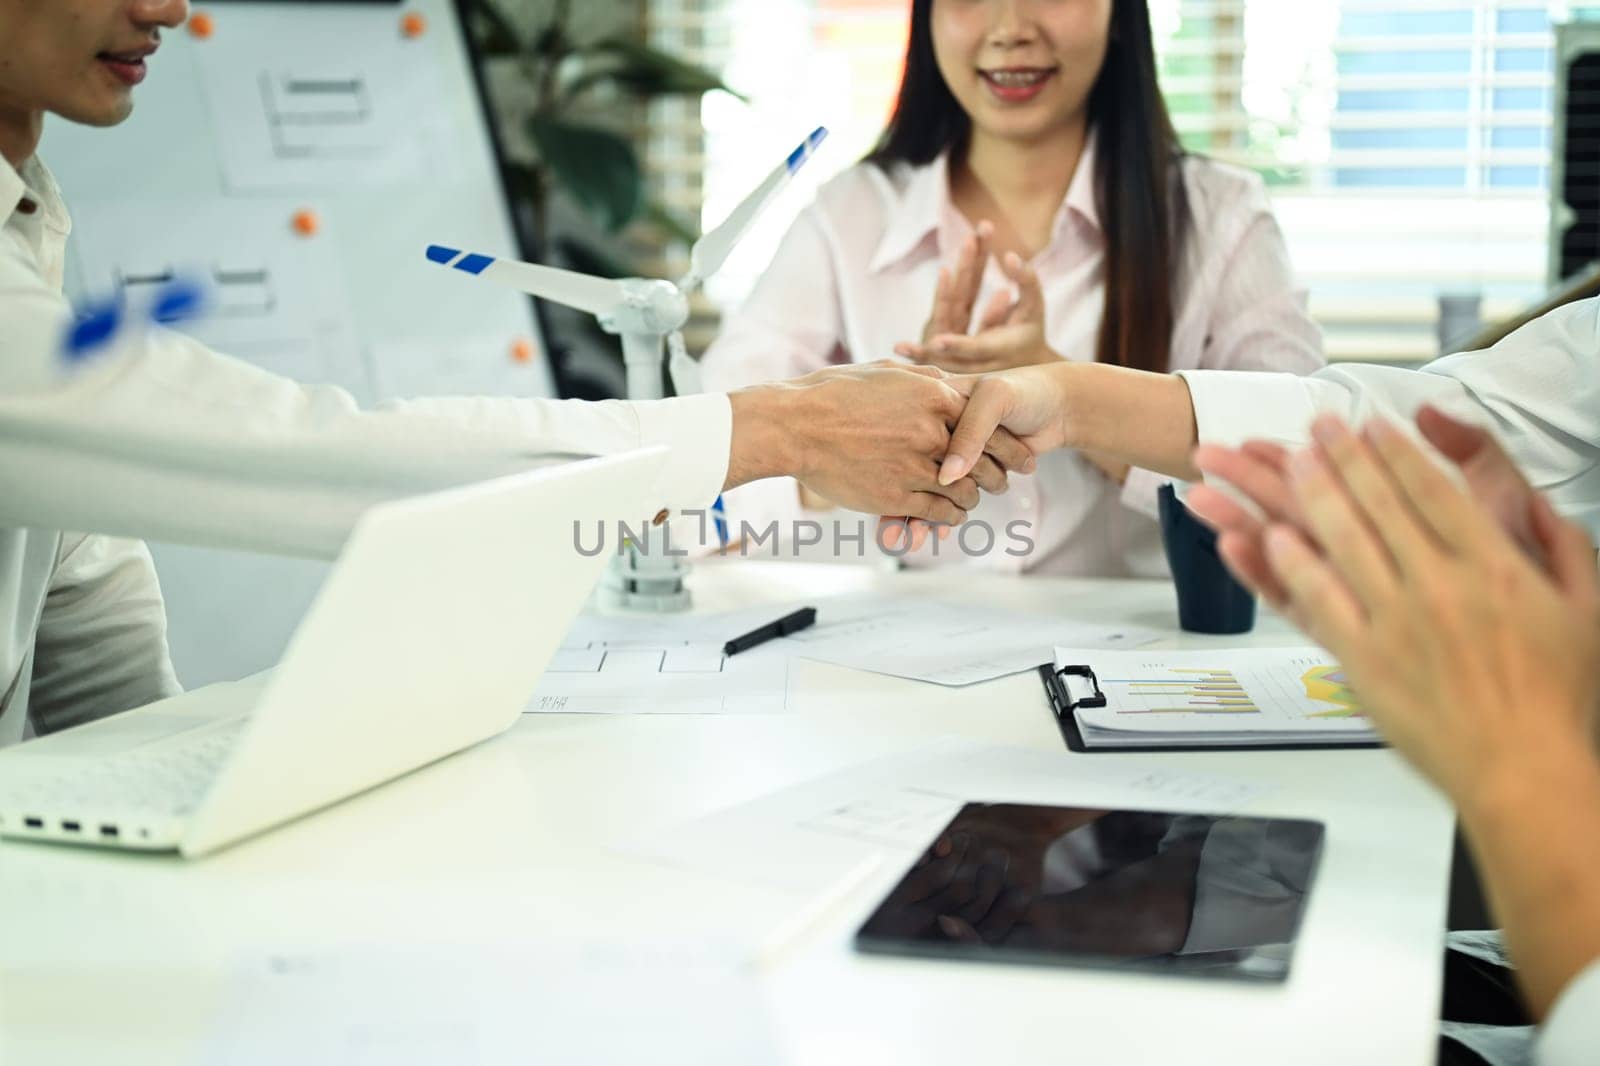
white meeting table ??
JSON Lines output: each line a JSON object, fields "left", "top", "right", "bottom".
{"left": 0, "top": 560, "right": 1455, "bottom": 1065}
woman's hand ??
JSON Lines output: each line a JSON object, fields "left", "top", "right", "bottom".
{"left": 1256, "top": 414, "right": 1600, "bottom": 798}
{"left": 896, "top": 222, "right": 1061, "bottom": 374}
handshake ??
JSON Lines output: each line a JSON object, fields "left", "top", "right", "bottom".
{"left": 723, "top": 362, "right": 1053, "bottom": 539}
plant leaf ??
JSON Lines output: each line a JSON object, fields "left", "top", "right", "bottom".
{"left": 460, "top": 0, "right": 522, "bottom": 57}
{"left": 525, "top": 116, "right": 642, "bottom": 232}
{"left": 640, "top": 200, "right": 699, "bottom": 247}
{"left": 566, "top": 37, "right": 747, "bottom": 102}
{"left": 556, "top": 235, "right": 635, "bottom": 281}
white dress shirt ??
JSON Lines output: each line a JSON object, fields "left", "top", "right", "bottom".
{"left": 1181, "top": 301, "right": 1600, "bottom": 1062}
{"left": 700, "top": 134, "right": 1325, "bottom": 575}
{"left": 1539, "top": 959, "right": 1600, "bottom": 1064}
{"left": 0, "top": 154, "right": 732, "bottom": 746}
{"left": 1178, "top": 296, "right": 1600, "bottom": 534}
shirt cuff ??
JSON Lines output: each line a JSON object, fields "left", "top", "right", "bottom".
{"left": 1176, "top": 369, "right": 1324, "bottom": 449}
{"left": 1537, "top": 957, "right": 1600, "bottom": 1066}
{"left": 631, "top": 393, "right": 732, "bottom": 516}
{"left": 1120, "top": 466, "right": 1175, "bottom": 520}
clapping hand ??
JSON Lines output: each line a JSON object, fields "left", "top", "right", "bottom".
{"left": 1206, "top": 413, "right": 1600, "bottom": 796}
{"left": 894, "top": 221, "right": 1059, "bottom": 375}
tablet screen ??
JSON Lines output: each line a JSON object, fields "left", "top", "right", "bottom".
{"left": 855, "top": 803, "right": 1324, "bottom": 981}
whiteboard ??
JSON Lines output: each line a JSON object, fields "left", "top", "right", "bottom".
{"left": 42, "top": 0, "right": 554, "bottom": 687}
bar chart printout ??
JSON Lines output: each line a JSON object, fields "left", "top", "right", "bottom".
{"left": 1111, "top": 667, "right": 1259, "bottom": 715}
{"left": 1060, "top": 647, "right": 1377, "bottom": 744}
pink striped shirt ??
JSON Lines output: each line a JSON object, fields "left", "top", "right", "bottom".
{"left": 701, "top": 134, "right": 1325, "bottom": 576}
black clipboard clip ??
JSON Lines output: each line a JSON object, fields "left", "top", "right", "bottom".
{"left": 1039, "top": 662, "right": 1106, "bottom": 721}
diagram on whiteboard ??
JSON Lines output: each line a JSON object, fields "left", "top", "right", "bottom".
{"left": 115, "top": 263, "right": 276, "bottom": 317}
{"left": 260, "top": 72, "right": 386, "bottom": 160}
{"left": 66, "top": 199, "right": 361, "bottom": 390}
{"left": 190, "top": 7, "right": 447, "bottom": 191}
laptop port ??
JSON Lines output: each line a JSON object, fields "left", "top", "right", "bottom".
{"left": 100, "top": 825, "right": 120, "bottom": 839}
{"left": 23, "top": 816, "right": 42, "bottom": 829}
{"left": 61, "top": 820, "right": 81, "bottom": 833}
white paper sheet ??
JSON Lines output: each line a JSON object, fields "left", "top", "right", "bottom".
{"left": 526, "top": 608, "right": 794, "bottom": 715}
{"left": 206, "top": 939, "right": 785, "bottom": 1066}
{"left": 781, "top": 596, "right": 1161, "bottom": 686}
{"left": 190, "top": 6, "right": 445, "bottom": 192}
{"left": 624, "top": 737, "right": 1274, "bottom": 895}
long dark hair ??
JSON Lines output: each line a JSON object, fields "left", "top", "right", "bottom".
{"left": 867, "top": 0, "right": 1189, "bottom": 375}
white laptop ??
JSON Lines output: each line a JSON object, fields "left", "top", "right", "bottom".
{"left": 0, "top": 447, "right": 668, "bottom": 857}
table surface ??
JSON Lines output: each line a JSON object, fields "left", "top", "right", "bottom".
{"left": 0, "top": 560, "right": 1456, "bottom": 1065}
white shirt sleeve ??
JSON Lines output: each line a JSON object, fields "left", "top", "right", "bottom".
{"left": 1537, "top": 958, "right": 1600, "bottom": 1065}
{"left": 27, "top": 534, "right": 182, "bottom": 735}
{"left": 0, "top": 268, "right": 732, "bottom": 560}
{"left": 1177, "top": 297, "right": 1600, "bottom": 533}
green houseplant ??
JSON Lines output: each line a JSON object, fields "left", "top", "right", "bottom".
{"left": 461, "top": 0, "right": 742, "bottom": 394}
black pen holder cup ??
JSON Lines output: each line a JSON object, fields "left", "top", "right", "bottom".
{"left": 1158, "top": 482, "right": 1257, "bottom": 635}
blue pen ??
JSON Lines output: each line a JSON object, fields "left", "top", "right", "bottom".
{"left": 711, "top": 494, "right": 729, "bottom": 548}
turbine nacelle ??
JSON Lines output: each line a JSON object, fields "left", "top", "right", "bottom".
{"left": 600, "top": 278, "right": 690, "bottom": 337}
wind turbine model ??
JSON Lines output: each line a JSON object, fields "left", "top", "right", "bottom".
{"left": 424, "top": 126, "right": 828, "bottom": 611}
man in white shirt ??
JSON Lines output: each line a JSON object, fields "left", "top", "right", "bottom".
{"left": 0, "top": 0, "right": 1031, "bottom": 745}
{"left": 1200, "top": 411, "right": 1600, "bottom": 1066}
{"left": 936, "top": 297, "right": 1600, "bottom": 534}
{"left": 933, "top": 285, "right": 1600, "bottom": 1066}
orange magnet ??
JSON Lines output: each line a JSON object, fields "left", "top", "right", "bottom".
{"left": 400, "top": 11, "right": 428, "bottom": 38}
{"left": 291, "top": 209, "right": 319, "bottom": 237}
{"left": 511, "top": 338, "right": 536, "bottom": 364}
{"left": 187, "top": 11, "right": 215, "bottom": 39}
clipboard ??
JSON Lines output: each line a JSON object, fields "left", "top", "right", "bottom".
{"left": 1037, "top": 663, "right": 1386, "bottom": 754}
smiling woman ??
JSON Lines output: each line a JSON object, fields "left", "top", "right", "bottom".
{"left": 699, "top": 0, "right": 1325, "bottom": 579}
{"left": 874, "top": 0, "right": 1181, "bottom": 376}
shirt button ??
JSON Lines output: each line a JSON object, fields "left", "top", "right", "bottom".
{"left": 16, "top": 199, "right": 37, "bottom": 215}
{"left": 651, "top": 508, "right": 669, "bottom": 526}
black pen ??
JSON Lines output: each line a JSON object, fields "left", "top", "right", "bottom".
{"left": 723, "top": 606, "right": 817, "bottom": 656}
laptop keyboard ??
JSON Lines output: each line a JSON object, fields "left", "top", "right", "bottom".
{"left": 6, "top": 717, "right": 248, "bottom": 821}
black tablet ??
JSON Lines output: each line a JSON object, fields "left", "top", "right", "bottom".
{"left": 855, "top": 802, "right": 1325, "bottom": 982}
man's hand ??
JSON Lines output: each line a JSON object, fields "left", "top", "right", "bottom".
{"left": 866, "top": 363, "right": 1071, "bottom": 552}
{"left": 1257, "top": 416, "right": 1600, "bottom": 1024}
{"left": 1253, "top": 414, "right": 1600, "bottom": 797}
{"left": 724, "top": 363, "right": 1036, "bottom": 527}
{"left": 896, "top": 224, "right": 1060, "bottom": 374}
{"left": 1187, "top": 406, "right": 1548, "bottom": 607}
